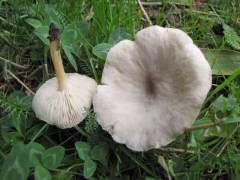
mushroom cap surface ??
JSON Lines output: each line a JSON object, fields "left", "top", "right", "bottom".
{"left": 93, "top": 26, "right": 212, "bottom": 151}
{"left": 32, "top": 73, "right": 97, "bottom": 129}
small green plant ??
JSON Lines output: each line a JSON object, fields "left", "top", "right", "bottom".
{"left": 25, "top": 5, "right": 89, "bottom": 71}
{"left": 0, "top": 142, "right": 66, "bottom": 180}
{"left": 223, "top": 24, "right": 240, "bottom": 50}
{"left": 75, "top": 141, "right": 108, "bottom": 179}
{"left": 0, "top": 91, "right": 33, "bottom": 142}
{"left": 92, "top": 27, "right": 129, "bottom": 59}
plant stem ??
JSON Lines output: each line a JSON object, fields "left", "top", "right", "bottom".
{"left": 159, "top": 147, "right": 195, "bottom": 154}
{"left": 204, "top": 68, "right": 240, "bottom": 105}
{"left": 85, "top": 46, "right": 100, "bottom": 84}
{"left": 185, "top": 120, "right": 224, "bottom": 132}
{"left": 43, "top": 45, "right": 49, "bottom": 79}
{"left": 66, "top": 163, "right": 83, "bottom": 171}
{"left": 74, "top": 126, "right": 88, "bottom": 137}
{"left": 137, "top": 0, "right": 153, "bottom": 26}
{"left": 119, "top": 146, "right": 156, "bottom": 177}
{"left": 29, "top": 124, "right": 48, "bottom": 144}
{"left": 49, "top": 23, "right": 66, "bottom": 91}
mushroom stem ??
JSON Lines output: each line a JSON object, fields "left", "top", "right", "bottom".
{"left": 50, "top": 40, "right": 66, "bottom": 90}
{"left": 49, "top": 23, "right": 66, "bottom": 91}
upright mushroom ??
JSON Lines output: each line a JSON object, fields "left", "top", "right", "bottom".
{"left": 93, "top": 26, "right": 212, "bottom": 151}
{"left": 32, "top": 23, "right": 97, "bottom": 129}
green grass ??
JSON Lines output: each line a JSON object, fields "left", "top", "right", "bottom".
{"left": 0, "top": 0, "right": 240, "bottom": 179}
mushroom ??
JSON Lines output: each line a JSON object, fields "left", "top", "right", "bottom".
{"left": 93, "top": 26, "right": 212, "bottom": 151}
{"left": 32, "top": 24, "right": 97, "bottom": 129}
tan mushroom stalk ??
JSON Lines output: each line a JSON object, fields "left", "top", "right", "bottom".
{"left": 32, "top": 23, "right": 97, "bottom": 129}
{"left": 93, "top": 26, "right": 212, "bottom": 151}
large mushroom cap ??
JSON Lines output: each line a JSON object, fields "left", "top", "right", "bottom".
{"left": 32, "top": 73, "right": 97, "bottom": 129}
{"left": 93, "top": 26, "right": 212, "bottom": 151}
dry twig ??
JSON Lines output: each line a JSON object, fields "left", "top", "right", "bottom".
{"left": 0, "top": 56, "right": 28, "bottom": 69}
{"left": 7, "top": 69, "right": 35, "bottom": 95}
{"left": 137, "top": 0, "right": 153, "bottom": 26}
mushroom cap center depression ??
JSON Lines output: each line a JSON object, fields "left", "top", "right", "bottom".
{"left": 105, "top": 41, "right": 197, "bottom": 103}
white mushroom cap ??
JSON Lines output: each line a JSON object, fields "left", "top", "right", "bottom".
{"left": 93, "top": 26, "right": 212, "bottom": 151}
{"left": 32, "top": 73, "right": 97, "bottom": 128}
{"left": 32, "top": 23, "right": 97, "bottom": 129}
